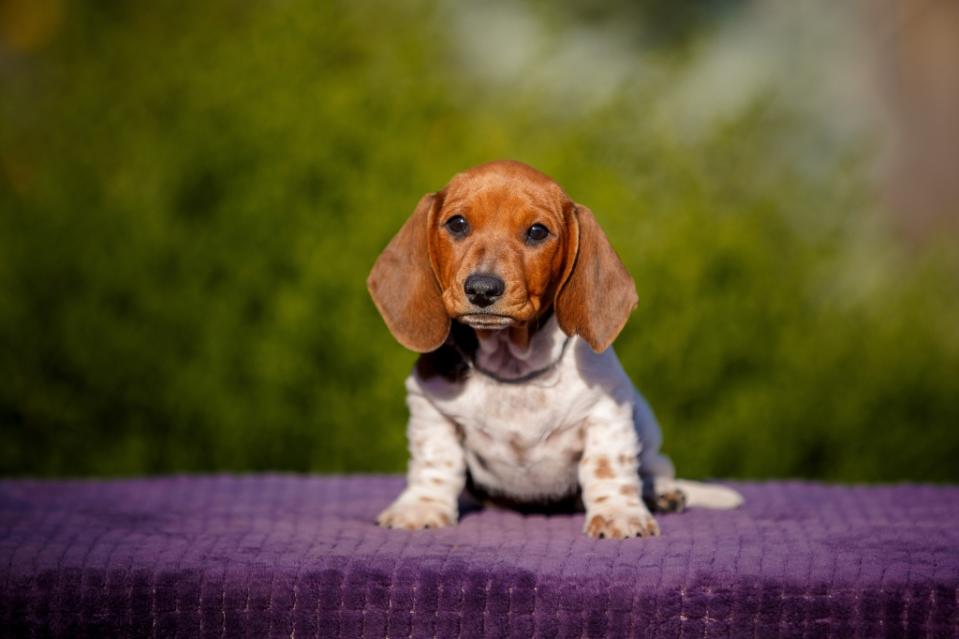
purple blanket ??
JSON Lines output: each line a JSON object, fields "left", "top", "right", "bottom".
{"left": 1, "top": 476, "right": 957, "bottom": 638}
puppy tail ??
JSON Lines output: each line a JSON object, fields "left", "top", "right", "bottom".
{"left": 673, "top": 479, "right": 744, "bottom": 509}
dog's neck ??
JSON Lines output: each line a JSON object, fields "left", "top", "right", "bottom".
{"left": 414, "top": 310, "right": 568, "bottom": 384}
{"left": 473, "top": 312, "right": 568, "bottom": 381}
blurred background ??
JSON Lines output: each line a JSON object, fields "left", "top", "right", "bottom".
{"left": 1, "top": 0, "right": 957, "bottom": 481}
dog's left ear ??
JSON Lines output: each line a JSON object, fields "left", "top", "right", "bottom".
{"left": 367, "top": 193, "right": 451, "bottom": 353}
{"left": 554, "top": 203, "right": 638, "bottom": 352}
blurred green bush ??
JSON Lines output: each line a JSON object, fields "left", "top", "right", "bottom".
{"left": 1, "top": 0, "right": 957, "bottom": 480}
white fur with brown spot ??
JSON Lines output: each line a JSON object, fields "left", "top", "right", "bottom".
{"left": 376, "top": 315, "right": 743, "bottom": 538}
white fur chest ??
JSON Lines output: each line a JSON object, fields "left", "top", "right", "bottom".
{"left": 410, "top": 319, "right": 638, "bottom": 501}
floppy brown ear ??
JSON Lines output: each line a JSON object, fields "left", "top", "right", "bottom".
{"left": 555, "top": 204, "right": 638, "bottom": 352}
{"left": 367, "top": 193, "right": 451, "bottom": 353}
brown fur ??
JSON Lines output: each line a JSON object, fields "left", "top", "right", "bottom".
{"left": 595, "top": 456, "right": 615, "bottom": 480}
{"left": 554, "top": 203, "right": 638, "bottom": 352}
{"left": 585, "top": 515, "right": 606, "bottom": 538}
{"left": 368, "top": 160, "right": 638, "bottom": 356}
{"left": 619, "top": 484, "right": 639, "bottom": 497}
{"left": 367, "top": 194, "right": 450, "bottom": 352}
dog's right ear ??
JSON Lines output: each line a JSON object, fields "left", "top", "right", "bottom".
{"left": 367, "top": 193, "right": 451, "bottom": 353}
{"left": 554, "top": 203, "right": 638, "bottom": 353}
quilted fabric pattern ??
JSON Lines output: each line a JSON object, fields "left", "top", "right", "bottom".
{"left": 1, "top": 475, "right": 957, "bottom": 638}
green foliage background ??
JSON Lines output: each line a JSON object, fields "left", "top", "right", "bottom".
{"left": 2, "top": 0, "right": 958, "bottom": 480}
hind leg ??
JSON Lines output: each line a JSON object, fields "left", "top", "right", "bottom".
{"left": 639, "top": 454, "right": 687, "bottom": 513}
{"left": 643, "top": 476, "right": 687, "bottom": 513}
{"left": 633, "top": 392, "right": 686, "bottom": 514}
{"left": 641, "top": 474, "right": 687, "bottom": 513}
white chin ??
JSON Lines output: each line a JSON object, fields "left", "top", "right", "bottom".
{"left": 459, "top": 314, "right": 515, "bottom": 329}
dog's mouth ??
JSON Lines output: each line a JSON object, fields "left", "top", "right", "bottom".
{"left": 457, "top": 313, "right": 517, "bottom": 329}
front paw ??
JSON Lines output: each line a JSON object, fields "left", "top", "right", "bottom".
{"left": 584, "top": 506, "right": 660, "bottom": 539}
{"left": 376, "top": 497, "right": 457, "bottom": 530}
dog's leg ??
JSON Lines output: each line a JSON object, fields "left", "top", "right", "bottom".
{"left": 641, "top": 475, "right": 688, "bottom": 513}
{"left": 376, "top": 385, "right": 466, "bottom": 530}
{"left": 643, "top": 475, "right": 743, "bottom": 511}
{"left": 636, "top": 452, "right": 688, "bottom": 513}
{"left": 631, "top": 392, "right": 743, "bottom": 511}
{"left": 579, "top": 410, "right": 660, "bottom": 539}
{"left": 629, "top": 392, "right": 687, "bottom": 514}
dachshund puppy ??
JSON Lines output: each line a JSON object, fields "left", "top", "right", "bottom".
{"left": 368, "top": 160, "right": 742, "bottom": 539}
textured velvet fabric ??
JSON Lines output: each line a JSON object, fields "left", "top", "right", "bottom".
{"left": 1, "top": 475, "right": 957, "bottom": 638}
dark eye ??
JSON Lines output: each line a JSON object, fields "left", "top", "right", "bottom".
{"left": 526, "top": 223, "right": 550, "bottom": 244}
{"left": 445, "top": 215, "right": 469, "bottom": 238}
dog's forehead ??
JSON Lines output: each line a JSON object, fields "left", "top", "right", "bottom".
{"left": 441, "top": 161, "right": 568, "bottom": 215}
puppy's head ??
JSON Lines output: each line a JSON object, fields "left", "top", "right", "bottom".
{"left": 368, "top": 160, "right": 637, "bottom": 353}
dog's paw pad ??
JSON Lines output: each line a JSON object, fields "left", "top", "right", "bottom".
{"left": 584, "top": 508, "right": 659, "bottom": 539}
{"left": 654, "top": 488, "right": 687, "bottom": 513}
{"left": 376, "top": 500, "right": 456, "bottom": 530}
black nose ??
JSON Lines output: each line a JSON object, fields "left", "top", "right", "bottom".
{"left": 464, "top": 273, "right": 505, "bottom": 308}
